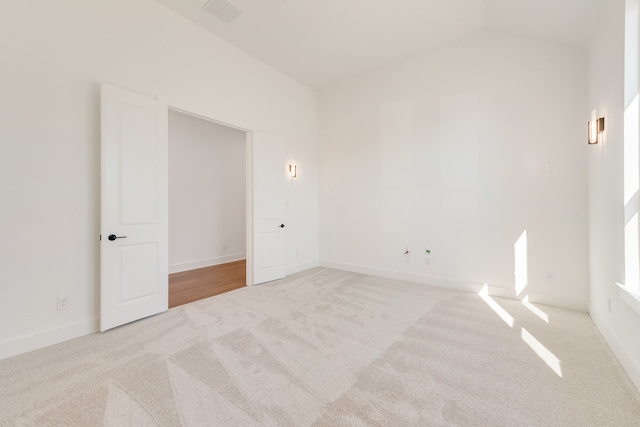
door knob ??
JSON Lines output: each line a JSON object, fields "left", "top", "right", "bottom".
{"left": 279, "top": 224, "right": 285, "bottom": 228}
{"left": 108, "top": 234, "right": 127, "bottom": 241}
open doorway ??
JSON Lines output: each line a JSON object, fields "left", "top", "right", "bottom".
{"left": 100, "top": 84, "right": 287, "bottom": 331}
{"left": 167, "top": 109, "right": 246, "bottom": 307}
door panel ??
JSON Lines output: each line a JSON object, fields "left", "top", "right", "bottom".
{"left": 261, "top": 232, "right": 281, "bottom": 268}
{"left": 120, "top": 243, "right": 159, "bottom": 302}
{"left": 101, "top": 83, "right": 168, "bottom": 332}
{"left": 252, "top": 132, "right": 286, "bottom": 284}
{"left": 120, "top": 105, "right": 160, "bottom": 224}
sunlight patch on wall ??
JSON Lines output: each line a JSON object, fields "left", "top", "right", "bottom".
{"left": 514, "top": 230, "right": 528, "bottom": 296}
{"left": 624, "top": 95, "right": 639, "bottom": 206}
{"left": 521, "top": 327, "right": 563, "bottom": 378}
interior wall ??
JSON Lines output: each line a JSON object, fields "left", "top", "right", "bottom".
{"left": 169, "top": 111, "right": 245, "bottom": 274}
{"left": 0, "top": 0, "right": 318, "bottom": 360}
{"left": 587, "top": 0, "right": 640, "bottom": 390}
{"left": 319, "top": 31, "right": 589, "bottom": 310}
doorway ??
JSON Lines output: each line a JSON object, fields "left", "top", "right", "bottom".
{"left": 100, "top": 84, "right": 288, "bottom": 331}
{"left": 167, "top": 109, "right": 246, "bottom": 307}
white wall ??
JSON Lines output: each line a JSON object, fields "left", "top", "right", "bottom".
{"left": 169, "top": 111, "right": 246, "bottom": 273}
{"left": 587, "top": 0, "right": 640, "bottom": 390}
{"left": 0, "top": 0, "right": 318, "bottom": 359}
{"left": 319, "top": 31, "right": 589, "bottom": 310}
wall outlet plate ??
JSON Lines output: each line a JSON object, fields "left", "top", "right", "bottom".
{"left": 57, "top": 296, "right": 70, "bottom": 311}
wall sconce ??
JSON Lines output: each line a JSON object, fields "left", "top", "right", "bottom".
{"left": 289, "top": 164, "right": 297, "bottom": 178}
{"left": 588, "top": 109, "right": 605, "bottom": 144}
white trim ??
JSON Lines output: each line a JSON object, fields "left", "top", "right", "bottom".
{"left": 321, "top": 259, "right": 482, "bottom": 292}
{"left": 589, "top": 304, "right": 640, "bottom": 393}
{"left": 245, "top": 133, "right": 254, "bottom": 286}
{"left": 616, "top": 282, "right": 640, "bottom": 315}
{"left": 286, "top": 260, "right": 319, "bottom": 276}
{"left": 320, "top": 260, "right": 587, "bottom": 311}
{"left": 0, "top": 318, "right": 99, "bottom": 361}
{"left": 168, "top": 107, "right": 249, "bottom": 133}
{"left": 169, "top": 253, "right": 246, "bottom": 274}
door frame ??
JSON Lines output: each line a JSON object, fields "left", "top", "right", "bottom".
{"left": 168, "top": 107, "right": 255, "bottom": 286}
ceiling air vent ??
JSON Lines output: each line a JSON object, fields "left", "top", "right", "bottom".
{"left": 202, "top": 0, "right": 242, "bottom": 24}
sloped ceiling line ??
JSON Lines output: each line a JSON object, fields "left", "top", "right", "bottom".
{"left": 154, "top": 0, "right": 606, "bottom": 89}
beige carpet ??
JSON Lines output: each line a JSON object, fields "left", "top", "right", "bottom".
{"left": 1, "top": 268, "right": 639, "bottom": 426}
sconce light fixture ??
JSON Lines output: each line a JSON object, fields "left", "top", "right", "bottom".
{"left": 588, "top": 109, "right": 605, "bottom": 145}
{"left": 289, "top": 164, "right": 297, "bottom": 178}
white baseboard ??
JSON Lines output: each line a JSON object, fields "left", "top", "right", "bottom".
{"left": 286, "top": 260, "right": 319, "bottom": 276}
{"left": 0, "top": 318, "right": 99, "bottom": 361}
{"left": 589, "top": 304, "right": 640, "bottom": 393}
{"left": 321, "top": 259, "right": 482, "bottom": 293}
{"left": 169, "top": 253, "right": 246, "bottom": 274}
{"left": 320, "top": 260, "right": 586, "bottom": 311}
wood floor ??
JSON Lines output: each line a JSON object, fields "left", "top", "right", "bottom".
{"left": 168, "top": 260, "right": 246, "bottom": 308}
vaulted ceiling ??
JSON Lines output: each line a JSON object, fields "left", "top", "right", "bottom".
{"left": 154, "top": 0, "right": 606, "bottom": 89}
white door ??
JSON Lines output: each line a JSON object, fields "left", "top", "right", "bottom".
{"left": 100, "top": 84, "right": 168, "bottom": 332}
{"left": 252, "top": 132, "right": 286, "bottom": 284}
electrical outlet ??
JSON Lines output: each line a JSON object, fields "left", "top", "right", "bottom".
{"left": 425, "top": 248, "right": 432, "bottom": 266}
{"left": 57, "top": 296, "right": 70, "bottom": 311}
{"left": 222, "top": 244, "right": 227, "bottom": 251}
{"left": 404, "top": 246, "right": 410, "bottom": 264}
{"left": 545, "top": 270, "right": 555, "bottom": 282}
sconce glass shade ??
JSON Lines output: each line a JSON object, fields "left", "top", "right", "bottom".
{"left": 589, "top": 110, "right": 605, "bottom": 144}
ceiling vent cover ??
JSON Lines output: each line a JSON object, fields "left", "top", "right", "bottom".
{"left": 202, "top": 0, "right": 242, "bottom": 24}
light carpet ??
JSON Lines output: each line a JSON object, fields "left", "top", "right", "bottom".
{"left": 1, "top": 268, "right": 639, "bottom": 426}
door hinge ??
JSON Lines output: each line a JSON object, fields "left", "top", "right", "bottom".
{"left": 99, "top": 234, "right": 102, "bottom": 241}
